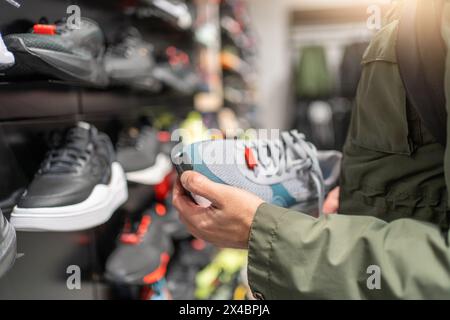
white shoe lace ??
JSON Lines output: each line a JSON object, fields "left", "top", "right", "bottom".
{"left": 248, "top": 130, "right": 325, "bottom": 216}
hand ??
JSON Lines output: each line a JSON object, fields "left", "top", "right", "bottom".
{"left": 172, "top": 171, "right": 264, "bottom": 249}
{"left": 323, "top": 187, "right": 340, "bottom": 214}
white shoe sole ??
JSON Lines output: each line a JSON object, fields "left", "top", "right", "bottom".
{"left": 0, "top": 218, "right": 16, "bottom": 278}
{"left": 125, "top": 153, "right": 173, "bottom": 185}
{"left": 0, "top": 52, "right": 14, "bottom": 70}
{"left": 11, "top": 162, "right": 128, "bottom": 232}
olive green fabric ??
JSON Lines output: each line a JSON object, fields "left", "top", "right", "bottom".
{"left": 248, "top": 203, "right": 450, "bottom": 299}
{"left": 247, "top": 0, "right": 450, "bottom": 299}
{"left": 296, "top": 46, "right": 333, "bottom": 98}
{"left": 340, "top": 1, "right": 449, "bottom": 228}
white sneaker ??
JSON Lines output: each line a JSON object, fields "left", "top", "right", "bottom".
{"left": 0, "top": 33, "right": 15, "bottom": 70}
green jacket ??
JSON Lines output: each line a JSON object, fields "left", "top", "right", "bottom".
{"left": 247, "top": 0, "right": 450, "bottom": 299}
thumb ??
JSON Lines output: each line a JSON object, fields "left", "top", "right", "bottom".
{"left": 180, "top": 171, "right": 226, "bottom": 207}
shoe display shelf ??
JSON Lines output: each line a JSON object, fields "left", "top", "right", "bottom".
{"left": 0, "top": 0, "right": 197, "bottom": 299}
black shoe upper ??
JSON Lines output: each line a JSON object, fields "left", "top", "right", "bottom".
{"left": 4, "top": 18, "right": 105, "bottom": 59}
{"left": 117, "top": 126, "right": 160, "bottom": 172}
{"left": 2, "top": 18, "right": 108, "bottom": 85}
{"left": 105, "top": 28, "right": 159, "bottom": 90}
{"left": 105, "top": 207, "right": 174, "bottom": 285}
{"left": 18, "top": 123, "right": 115, "bottom": 209}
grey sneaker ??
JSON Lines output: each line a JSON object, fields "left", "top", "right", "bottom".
{"left": 117, "top": 126, "right": 173, "bottom": 186}
{"left": 173, "top": 130, "right": 342, "bottom": 215}
{"left": 0, "top": 210, "right": 16, "bottom": 278}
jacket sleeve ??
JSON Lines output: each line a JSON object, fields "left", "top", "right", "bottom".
{"left": 247, "top": 203, "right": 450, "bottom": 299}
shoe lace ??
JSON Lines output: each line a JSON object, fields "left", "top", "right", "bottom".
{"left": 40, "top": 129, "right": 93, "bottom": 174}
{"left": 249, "top": 130, "right": 325, "bottom": 216}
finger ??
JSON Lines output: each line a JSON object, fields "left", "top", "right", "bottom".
{"left": 173, "top": 185, "right": 198, "bottom": 213}
{"left": 173, "top": 178, "right": 187, "bottom": 198}
{"left": 180, "top": 171, "right": 227, "bottom": 207}
{"left": 323, "top": 187, "right": 340, "bottom": 214}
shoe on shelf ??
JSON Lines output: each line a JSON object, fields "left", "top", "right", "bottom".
{"left": 161, "top": 198, "right": 190, "bottom": 241}
{"left": 166, "top": 238, "right": 215, "bottom": 300}
{"left": 2, "top": 18, "right": 108, "bottom": 86}
{"left": 140, "top": 0, "right": 193, "bottom": 30}
{"left": 117, "top": 126, "right": 173, "bottom": 186}
{"left": 0, "top": 33, "right": 15, "bottom": 71}
{"left": 11, "top": 122, "right": 128, "bottom": 232}
{"left": 173, "top": 130, "right": 342, "bottom": 214}
{"left": 105, "top": 27, "right": 161, "bottom": 92}
{"left": 0, "top": 209, "right": 16, "bottom": 278}
{"left": 153, "top": 46, "right": 199, "bottom": 94}
{"left": 105, "top": 206, "right": 174, "bottom": 285}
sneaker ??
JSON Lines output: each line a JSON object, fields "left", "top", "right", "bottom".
{"left": 153, "top": 46, "right": 199, "bottom": 94}
{"left": 117, "top": 126, "right": 173, "bottom": 186}
{"left": 11, "top": 122, "right": 128, "bottom": 231}
{"left": 173, "top": 130, "right": 342, "bottom": 214}
{"left": 105, "top": 28, "right": 161, "bottom": 92}
{"left": 2, "top": 18, "right": 108, "bottom": 86}
{"left": 162, "top": 198, "right": 190, "bottom": 241}
{"left": 140, "top": 0, "right": 193, "bottom": 30}
{"left": 0, "top": 209, "right": 16, "bottom": 278}
{"left": 0, "top": 33, "right": 15, "bottom": 71}
{"left": 166, "top": 238, "right": 214, "bottom": 300}
{"left": 105, "top": 206, "right": 173, "bottom": 285}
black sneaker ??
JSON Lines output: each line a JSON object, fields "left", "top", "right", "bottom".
{"left": 105, "top": 206, "right": 174, "bottom": 285}
{"left": 2, "top": 18, "right": 108, "bottom": 86}
{"left": 105, "top": 28, "right": 161, "bottom": 92}
{"left": 166, "top": 238, "right": 215, "bottom": 300}
{"left": 162, "top": 198, "right": 190, "bottom": 241}
{"left": 0, "top": 209, "right": 16, "bottom": 278}
{"left": 117, "top": 126, "right": 173, "bottom": 185}
{"left": 11, "top": 122, "right": 128, "bottom": 232}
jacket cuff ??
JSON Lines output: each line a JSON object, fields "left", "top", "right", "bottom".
{"left": 247, "top": 202, "right": 289, "bottom": 300}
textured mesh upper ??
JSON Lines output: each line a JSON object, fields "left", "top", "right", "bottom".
{"left": 197, "top": 140, "right": 272, "bottom": 201}
{"left": 5, "top": 34, "right": 73, "bottom": 54}
{"left": 195, "top": 139, "right": 322, "bottom": 207}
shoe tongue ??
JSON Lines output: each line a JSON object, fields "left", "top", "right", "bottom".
{"left": 65, "top": 122, "right": 93, "bottom": 149}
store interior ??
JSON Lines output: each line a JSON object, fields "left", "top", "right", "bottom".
{"left": 0, "top": 0, "right": 389, "bottom": 300}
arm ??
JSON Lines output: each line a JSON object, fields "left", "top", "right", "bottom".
{"left": 173, "top": 171, "right": 450, "bottom": 300}
{"left": 249, "top": 203, "right": 450, "bottom": 299}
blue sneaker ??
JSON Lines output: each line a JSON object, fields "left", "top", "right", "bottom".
{"left": 172, "top": 130, "right": 341, "bottom": 215}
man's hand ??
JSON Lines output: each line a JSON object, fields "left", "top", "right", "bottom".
{"left": 172, "top": 171, "right": 264, "bottom": 249}
{"left": 323, "top": 187, "right": 340, "bottom": 214}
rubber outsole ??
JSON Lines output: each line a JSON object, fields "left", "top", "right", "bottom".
{"left": 11, "top": 162, "right": 128, "bottom": 232}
